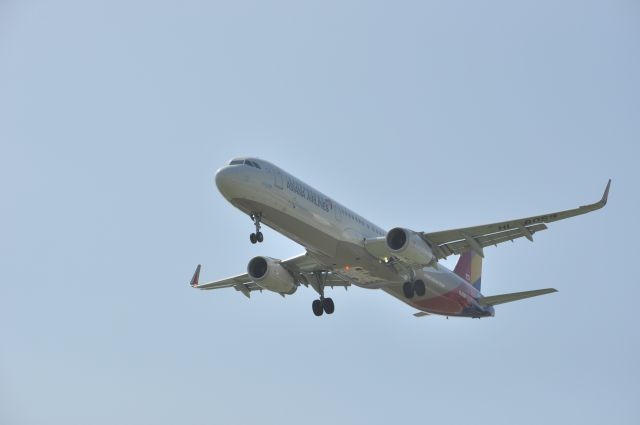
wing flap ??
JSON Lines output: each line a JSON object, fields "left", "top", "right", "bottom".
{"left": 195, "top": 272, "right": 252, "bottom": 290}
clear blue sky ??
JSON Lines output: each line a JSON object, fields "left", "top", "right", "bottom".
{"left": 1, "top": 1, "right": 638, "bottom": 424}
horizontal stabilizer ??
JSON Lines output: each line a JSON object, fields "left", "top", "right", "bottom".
{"left": 479, "top": 288, "right": 557, "bottom": 306}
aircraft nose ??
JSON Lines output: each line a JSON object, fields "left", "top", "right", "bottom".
{"left": 215, "top": 167, "right": 242, "bottom": 199}
{"left": 215, "top": 167, "right": 233, "bottom": 196}
{"left": 215, "top": 167, "right": 226, "bottom": 186}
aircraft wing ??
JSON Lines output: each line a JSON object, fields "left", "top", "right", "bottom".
{"left": 420, "top": 180, "right": 610, "bottom": 259}
{"left": 189, "top": 253, "right": 350, "bottom": 297}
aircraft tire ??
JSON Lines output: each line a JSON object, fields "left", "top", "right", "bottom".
{"left": 322, "top": 297, "right": 335, "bottom": 314}
{"left": 312, "top": 299, "right": 324, "bottom": 316}
{"left": 256, "top": 232, "right": 264, "bottom": 243}
{"left": 414, "top": 280, "right": 426, "bottom": 297}
{"left": 402, "top": 281, "right": 414, "bottom": 299}
{"left": 250, "top": 233, "right": 257, "bottom": 244}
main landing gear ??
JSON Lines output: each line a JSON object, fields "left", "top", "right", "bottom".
{"left": 249, "top": 212, "right": 264, "bottom": 244}
{"left": 312, "top": 297, "right": 335, "bottom": 316}
{"left": 403, "top": 279, "right": 426, "bottom": 299}
{"left": 310, "top": 271, "right": 335, "bottom": 317}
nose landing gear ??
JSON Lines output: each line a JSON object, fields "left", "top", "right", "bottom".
{"left": 249, "top": 212, "right": 263, "bottom": 244}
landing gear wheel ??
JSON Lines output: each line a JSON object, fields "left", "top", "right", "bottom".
{"left": 322, "top": 297, "right": 335, "bottom": 315}
{"left": 312, "top": 299, "right": 324, "bottom": 316}
{"left": 414, "top": 280, "right": 426, "bottom": 297}
{"left": 403, "top": 281, "right": 415, "bottom": 299}
{"left": 249, "top": 213, "right": 263, "bottom": 244}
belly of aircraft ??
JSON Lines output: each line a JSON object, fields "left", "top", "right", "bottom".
{"left": 230, "top": 197, "right": 339, "bottom": 255}
{"left": 228, "top": 196, "right": 403, "bottom": 285}
{"left": 382, "top": 281, "right": 490, "bottom": 317}
{"left": 228, "top": 195, "right": 489, "bottom": 317}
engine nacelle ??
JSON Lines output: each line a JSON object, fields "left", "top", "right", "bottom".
{"left": 247, "top": 256, "right": 297, "bottom": 295}
{"left": 386, "top": 227, "right": 436, "bottom": 266}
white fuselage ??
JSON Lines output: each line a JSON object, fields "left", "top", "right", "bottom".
{"left": 215, "top": 159, "right": 491, "bottom": 317}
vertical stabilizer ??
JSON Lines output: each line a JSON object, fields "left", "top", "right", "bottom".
{"left": 454, "top": 250, "right": 482, "bottom": 291}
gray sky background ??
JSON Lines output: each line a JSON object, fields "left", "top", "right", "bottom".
{"left": 1, "top": 1, "right": 638, "bottom": 424}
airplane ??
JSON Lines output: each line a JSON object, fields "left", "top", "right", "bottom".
{"left": 190, "top": 157, "right": 610, "bottom": 318}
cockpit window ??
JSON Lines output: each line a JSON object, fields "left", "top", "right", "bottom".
{"left": 228, "top": 159, "right": 262, "bottom": 169}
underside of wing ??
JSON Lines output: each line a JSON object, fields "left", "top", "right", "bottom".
{"left": 427, "top": 223, "right": 548, "bottom": 258}
{"left": 189, "top": 265, "right": 257, "bottom": 297}
{"left": 421, "top": 180, "right": 610, "bottom": 259}
{"left": 189, "top": 252, "right": 350, "bottom": 298}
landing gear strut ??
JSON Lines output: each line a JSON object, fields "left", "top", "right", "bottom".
{"left": 249, "top": 212, "right": 263, "bottom": 244}
{"left": 403, "top": 279, "right": 426, "bottom": 299}
{"left": 310, "top": 271, "right": 335, "bottom": 316}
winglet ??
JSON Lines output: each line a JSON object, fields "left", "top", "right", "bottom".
{"left": 190, "top": 264, "right": 201, "bottom": 287}
{"left": 600, "top": 179, "right": 611, "bottom": 206}
{"left": 580, "top": 179, "right": 611, "bottom": 210}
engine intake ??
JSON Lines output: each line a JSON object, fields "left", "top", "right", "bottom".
{"left": 386, "top": 227, "right": 435, "bottom": 266}
{"left": 386, "top": 227, "right": 407, "bottom": 250}
{"left": 247, "top": 256, "right": 297, "bottom": 295}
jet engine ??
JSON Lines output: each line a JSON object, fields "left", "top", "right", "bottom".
{"left": 247, "top": 256, "right": 298, "bottom": 295}
{"left": 386, "top": 227, "right": 436, "bottom": 266}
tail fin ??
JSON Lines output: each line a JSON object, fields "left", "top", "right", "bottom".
{"left": 454, "top": 250, "right": 482, "bottom": 291}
